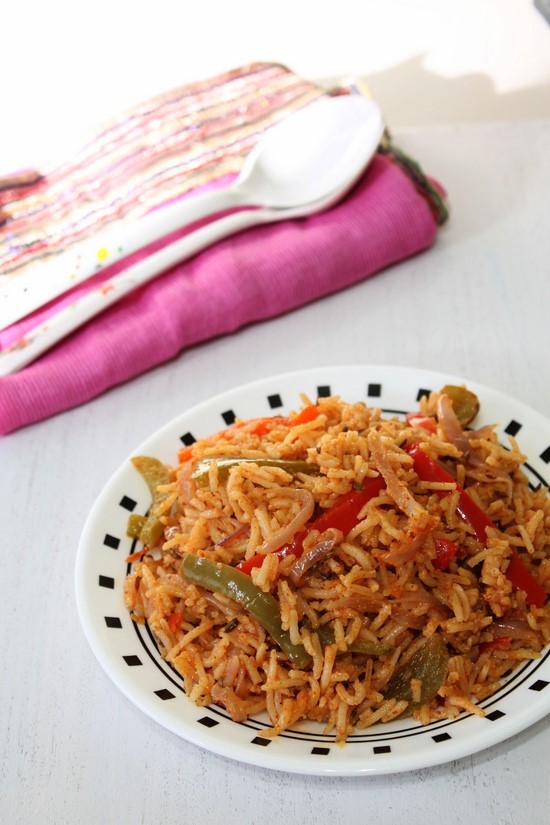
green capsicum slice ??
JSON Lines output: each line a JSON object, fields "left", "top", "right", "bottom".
{"left": 440, "top": 385, "right": 480, "bottom": 427}
{"left": 384, "top": 634, "right": 449, "bottom": 713}
{"left": 315, "top": 625, "right": 391, "bottom": 656}
{"left": 126, "top": 513, "right": 147, "bottom": 539}
{"left": 130, "top": 456, "right": 172, "bottom": 547}
{"left": 192, "top": 456, "right": 318, "bottom": 485}
{"left": 181, "top": 554, "right": 311, "bottom": 668}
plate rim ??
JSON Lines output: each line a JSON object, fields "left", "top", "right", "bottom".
{"left": 75, "top": 364, "right": 550, "bottom": 775}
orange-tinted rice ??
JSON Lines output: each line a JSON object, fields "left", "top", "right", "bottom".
{"left": 124, "top": 392, "right": 550, "bottom": 741}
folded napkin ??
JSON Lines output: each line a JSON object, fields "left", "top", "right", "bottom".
{"left": 0, "top": 63, "right": 447, "bottom": 435}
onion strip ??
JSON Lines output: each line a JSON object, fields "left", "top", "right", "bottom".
{"left": 288, "top": 530, "right": 339, "bottom": 585}
{"left": 257, "top": 489, "right": 315, "bottom": 555}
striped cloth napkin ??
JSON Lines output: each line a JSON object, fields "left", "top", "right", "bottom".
{"left": 0, "top": 63, "right": 447, "bottom": 435}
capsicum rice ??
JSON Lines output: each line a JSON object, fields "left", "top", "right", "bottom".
{"left": 124, "top": 387, "right": 550, "bottom": 741}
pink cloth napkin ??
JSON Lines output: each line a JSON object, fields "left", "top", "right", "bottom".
{"left": 0, "top": 152, "right": 442, "bottom": 435}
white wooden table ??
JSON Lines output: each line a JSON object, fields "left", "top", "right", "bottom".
{"left": 1, "top": 118, "right": 549, "bottom": 824}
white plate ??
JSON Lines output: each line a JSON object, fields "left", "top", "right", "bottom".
{"left": 75, "top": 365, "right": 550, "bottom": 775}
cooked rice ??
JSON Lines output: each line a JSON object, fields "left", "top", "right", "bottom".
{"left": 124, "top": 393, "right": 550, "bottom": 742}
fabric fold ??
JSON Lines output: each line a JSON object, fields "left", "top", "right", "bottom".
{"left": 0, "top": 62, "right": 447, "bottom": 435}
{"left": 0, "top": 153, "right": 439, "bottom": 434}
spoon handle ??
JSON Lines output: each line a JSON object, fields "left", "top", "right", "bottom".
{"left": 0, "top": 204, "right": 271, "bottom": 376}
{"left": 115, "top": 184, "right": 246, "bottom": 255}
{"left": 0, "top": 183, "right": 243, "bottom": 332}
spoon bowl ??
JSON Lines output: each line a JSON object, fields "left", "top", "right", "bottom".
{"left": 140, "top": 92, "right": 384, "bottom": 223}
{"left": 235, "top": 94, "right": 384, "bottom": 208}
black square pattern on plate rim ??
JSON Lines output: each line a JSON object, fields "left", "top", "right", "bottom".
{"left": 529, "top": 679, "right": 549, "bottom": 692}
{"left": 504, "top": 420, "right": 522, "bottom": 437}
{"left": 311, "top": 746, "right": 330, "bottom": 755}
{"left": 154, "top": 688, "right": 176, "bottom": 701}
{"left": 123, "top": 655, "right": 143, "bottom": 667}
{"left": 267, "top": 393, "right": 283, "bottom": 409}
{"left": 316, "top": 385, "right": 331, "bottom": 397}
{"left": 119, "top": 495, "right": 137, "bottom": 512}
{"left": 432, "top": 732, "right": 452, "bottom": 743}
{"left": 540, "top": 446, "right": 550, "bottom": 464}
{"left": 367, "top": 383, "right": 381, "bottom": 398}
{"left": 222, "top": 409, "right": 236, "bottom": 425}
{"left": 180, "top": 432, "right": 196, "bottom": 446}
{"left": 198, "top": 716, "right": 219, "bottom": 728}
{"left": 103, "top": 533, "right": 120, "bottom": 550}
{"left": 485, "top": 709, "right": 506, "bottom": 721}
{"left": 251, "top": 736, "right": 270, "bottom": 747}
{"left": 98, "top": 575, "right": 115, "bottom": 589}
{"left": 104, "top": 616, "right": 122, "bottom": 628}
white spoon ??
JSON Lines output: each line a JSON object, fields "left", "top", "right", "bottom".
{"left": 179, "top": 92, "right": 384, "bottom": 213}
{"left": 1, "top": 93, "right": 383, "bottom": 333}
{"left": 0, "top": 94, "right": 384, "bottom": 374}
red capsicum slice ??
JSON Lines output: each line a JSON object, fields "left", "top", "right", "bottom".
{"left": 167, "top": 612, "right": 185, "bottom": 634}
{"left": 246, "top": 416, "right": 288, "bottom": 436}
{"left": 405, "top": 444, "right": 546, "bottom": 607}
{"left": 506, "top": 550, "right": 546, "bottom": 607}
{"left": 220, "top": 407, "right": 321, "bottom": 440}
{"left": 246, "top": 406, "right": 320, "bottom": 434}
{"left": 405, "top": 444, "right": 494, "bottom": 541}
{"left": 236, "top": 475, "right": 386, "bottom": 575}
{"left": 433, "top": 536, "right": 460, "bottom": 570}
{"left": 405, "top": 413, "right": 437, "bottom": 434}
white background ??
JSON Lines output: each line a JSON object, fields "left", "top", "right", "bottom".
{"left": 2, "top": 2, "right": 550, "bottom": 824}
{"left": 1, "top": 0, "right": 550, "bottom": 170}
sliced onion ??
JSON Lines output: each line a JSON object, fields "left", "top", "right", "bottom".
{"left": 437, "top": 394, "right": 470, "bottom": 455}
{"left": 467, "top": 463, "right": 509, "bottom": 481}
{"left": 368, "top": 430, "right": 421, "bottom": 518}
{"left": 210, "top": 684, "right": 247, "bottom": 721}
{"left": 377, "top": 516, "right": 434, "bottom": 567}
{"left": 197, "top": 587, "right": 241, "bottom": 618}
{"left": 223, "top": 655, "right": 241, "bottom": 688}
{"left": 379, "top": 537, "right": 423, "bottom": 567}
{"left": 469, "top": 424, "right": 497, "bottom": 441}
{"left": 288, "top": 530, "right": 339, "bottom": 585}
{"left": 459, "top": 426, "right": 500, "bottom": 470}
{"left": 493, "top": 618, "right": 539, "bottom": 642}
{"left": 216, "top": 523, "right": 250, "bottom": 547}
{"left": 178, "top": 461, "right": 195, "bottom": 502}
{"left": 329, "top": 593, "right": 384, "bottom": 613}
{"left": 393, "top": 585, "right": 446, "bottom": 613}
{"left": 385, "top": 613, "right": 426, "bottom": 631}
{"left": 257, "top": 488, "right": 315, "bottom": 555}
